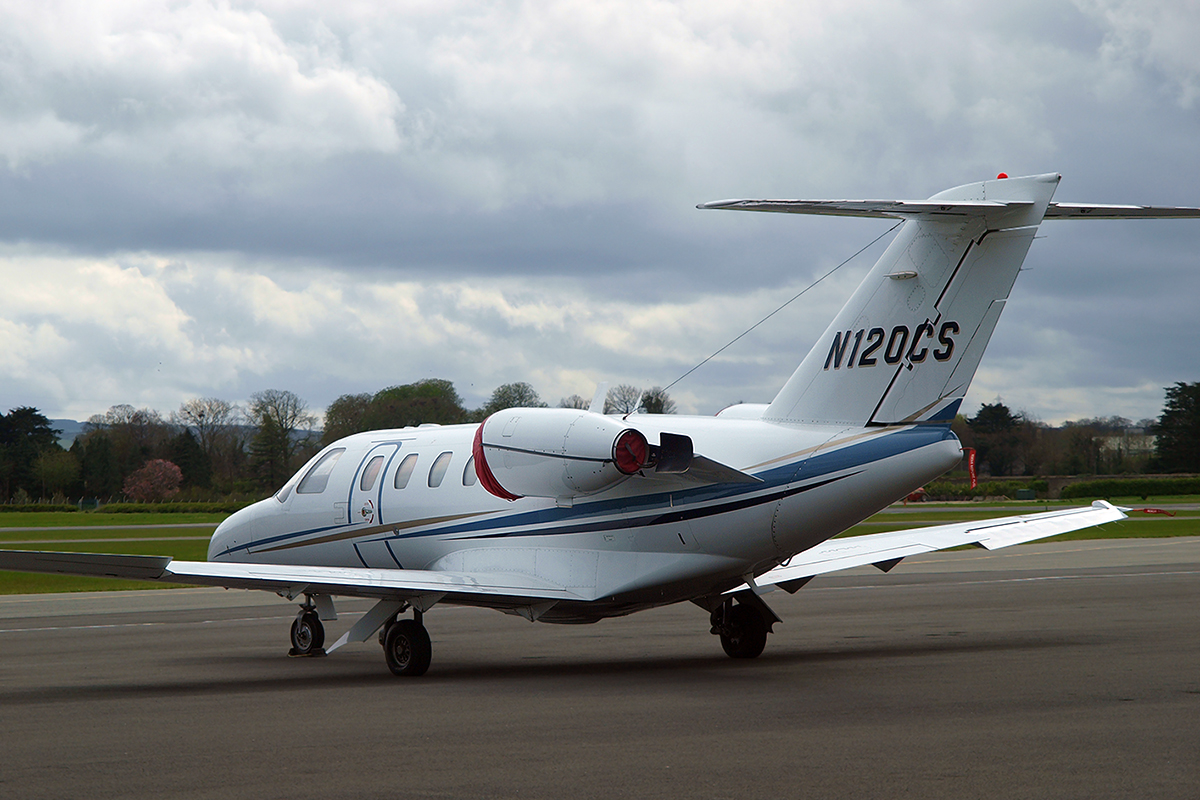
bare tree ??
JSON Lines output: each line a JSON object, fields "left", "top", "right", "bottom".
{"left": 559, "top": 394, "right": 590, "bottom": 410}
{"left": 248, "top": 390, "right": 317, "bottom": 490}
{"left": 249, "top": 390, "right": 316, "bottom": 437}
{"left": 173, "top": 397, "right": 245, "bottom": 491}
{"left": 604, "top": 384, "right": 643, "bottom": 415}
{"left": 173, "top": 397, "right": 240, "bottom": 460}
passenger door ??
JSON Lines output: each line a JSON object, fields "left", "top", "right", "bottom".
{"left": 347, "top": 444, "right": 405, "bottom": 568}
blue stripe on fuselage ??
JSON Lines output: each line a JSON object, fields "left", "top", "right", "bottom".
{"left": 219, "top": 424, "right": 953, "bottom": 556}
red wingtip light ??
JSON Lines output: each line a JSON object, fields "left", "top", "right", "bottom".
{"left": 996, "top": 172, "right": 1009, "bottom": 179}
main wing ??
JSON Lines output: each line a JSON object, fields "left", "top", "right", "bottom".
{"left": 1, "top": 502, "right": 1127, "bottom": 604}
{"left": 741, "top": 500, "right": 1127, "bottom": 593}
{"left": 0, "top": 550, "right": 584, "bottom": 604}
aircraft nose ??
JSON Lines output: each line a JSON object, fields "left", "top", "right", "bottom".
{"left": 208, "top": 502, "right": 264, "bottom": 561}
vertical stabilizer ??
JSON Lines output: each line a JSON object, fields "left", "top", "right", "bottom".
{"left": 750, "top": 173, "right": 1060, "bottom": 426}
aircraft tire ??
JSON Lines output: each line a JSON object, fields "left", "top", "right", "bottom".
{"left": 719, "top": 603, "right": 768, "bottom": 659}
{"left": 384, "top": 619, "right": 432, "bottom": 677}
{"left": 290, "top": 611, "right": 325, "bottom": 656}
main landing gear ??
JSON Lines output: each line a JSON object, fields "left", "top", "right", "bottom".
{"left": 709, "top": 596, "right": 774, "bottom": 659}
{"left": 288, "top": 594, "right": 434, "bottom": 676}
{"left": 287, "top": 593, "right": 771, "bottom": 673}
{"left": 379, "top": 609, "right": 432, "bottom": 677}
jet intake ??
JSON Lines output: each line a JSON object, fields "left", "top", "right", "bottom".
{"left": 474, "top": 408, "right": 654, "bottom": 501}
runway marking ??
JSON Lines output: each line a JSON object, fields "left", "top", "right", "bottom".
{"left": 0, "top": 615, "right": 304, "bottom": 634}
{"left": 2, "top": 536, "right": 213, "bottom": 544}
{"left": 0, "top": 605, "right": 471, "bottom": 635}
{"left": 0, "top": 523, "right": 219, "bottom": 533}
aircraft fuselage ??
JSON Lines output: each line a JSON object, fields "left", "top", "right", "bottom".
{"left": 209, "top": 416, "right": 962, "bottom": 622}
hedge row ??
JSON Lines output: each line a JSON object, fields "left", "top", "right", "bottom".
{"left": 96, "top": 501, "right": 257, "bottom": 514}
{"left": 1061, "top": 477, "right": 1200, "bottom": 500}
{"left": 923, "top": 480, "right": 1049, "bottom": 500}
{"left": 0, "top": 501, "right": 258, "bottom": 514}
{"left": 0, "top": 504, "right": 80, "bottom": 513}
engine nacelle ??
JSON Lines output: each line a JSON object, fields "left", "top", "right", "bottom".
{"left": 473, "top": 408, "right": 650, "bottom": 501}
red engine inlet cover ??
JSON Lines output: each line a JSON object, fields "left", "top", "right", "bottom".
{"left": 613, "top": 429, "right": 648, "bottom": 475}
{"left": 473, "top": 423, "right": 521, "bottom": 501}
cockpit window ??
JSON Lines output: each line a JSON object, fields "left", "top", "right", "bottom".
{"left": 428, "top": 451, "right": 453, "bottom": 488}
{"left": 359, "top": 455, "right": 385, "bottom": 492}
{"left": 393, "top": 453, "right": 418, "bottom": 489}
{"left": 296, "top": 448, "right": 345, "bottom": 494}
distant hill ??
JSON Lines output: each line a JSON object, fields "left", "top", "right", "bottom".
{"left": 49, "top": 419, "right": 86, "bottom": 449}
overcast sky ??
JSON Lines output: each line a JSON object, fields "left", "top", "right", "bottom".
{"left": 2, "top": 0, "right": 1198, "bottom": 427}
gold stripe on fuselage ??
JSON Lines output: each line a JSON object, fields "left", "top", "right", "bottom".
{"left": 256, "top": 510, "right": 492, "bottom": 553}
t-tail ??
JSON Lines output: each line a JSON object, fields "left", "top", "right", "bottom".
{"left": 701, "top": 173, "right": 1200, "bottom": 427}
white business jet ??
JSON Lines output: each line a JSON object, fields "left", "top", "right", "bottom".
{"left": 4, "top": 173, "right": 1199, "bottom": 676}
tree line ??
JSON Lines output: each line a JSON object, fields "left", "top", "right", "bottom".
{"left": 0, "top": 380, "right": 679, "bottom": 503}
{"left": 956, "top": 382, "right": 1199, "bottom": 477}
{"left": 3, "top": 380, "right": 1196, "bottom": 504}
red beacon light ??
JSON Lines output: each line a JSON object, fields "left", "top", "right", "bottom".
{"left": 996, "top": 172, "right": 1009, "bottom": 179}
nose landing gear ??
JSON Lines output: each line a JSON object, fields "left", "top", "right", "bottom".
{"left": 289, "top": 601, "right": 326, "bottom": 657}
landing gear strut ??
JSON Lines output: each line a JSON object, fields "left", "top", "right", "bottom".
{"left": 710, "top": 598, "right": 769, "bottom": 659}
{"left": 380, "top": 609, "right": 432, "bottom": 677}
{"left": 289, "top": 599, "right": 325, "bottom": 657}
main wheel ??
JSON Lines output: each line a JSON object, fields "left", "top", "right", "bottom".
{"left": 290, "top": 610, "right": 325, "bottom": 656}
{"left": 719, "top": 603, "right": 768, "bottom": 659}
{"left": 383, "top": 619, "right": 432, "bottom": 677}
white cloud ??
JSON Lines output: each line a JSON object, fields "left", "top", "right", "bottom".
{"left": 0, "top": 0, "right": 403, "bottom": 170}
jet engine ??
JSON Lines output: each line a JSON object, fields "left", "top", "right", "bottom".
{"left": 473, "top": 408, "right": 652, "bottom": 501}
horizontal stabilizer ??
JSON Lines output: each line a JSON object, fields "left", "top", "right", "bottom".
{"left": 733, "top": 501, "right": 1127, "bottom": 593}
{"left": 699, "top": 200, "right": 1200, "bottom": 221}
{"left": 698, "top": 198, "right": 1024, "bottom": 219}
{"left": 1044, "top": 203, "right": 1200, "bottom": 219}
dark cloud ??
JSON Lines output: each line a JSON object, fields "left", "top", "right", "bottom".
{"left": 2, "top": 1, "right": 1198, "bottom": 424}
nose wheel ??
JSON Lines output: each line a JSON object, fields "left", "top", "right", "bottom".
{"left": 288, "top": 604, "right": 326, "bottom": 657}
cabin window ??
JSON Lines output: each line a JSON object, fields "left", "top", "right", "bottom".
{"left": 296, "top": 448, "right": 345, "bottom": 495}
{"left": 428, "top": 451, "right": 453, "bottom": 488}
{"left": 359, "top": 455, "right": 385, "bottom": 492}
{"left": 462, "top": 455, "right": 478, "bottom": 487}
{"left": 393, "top": 453, "right": 418, "bottom": 489}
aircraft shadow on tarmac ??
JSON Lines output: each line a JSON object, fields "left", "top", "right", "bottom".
{"left": 0, "top": 633, "right": 1092, "bottom": 706}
